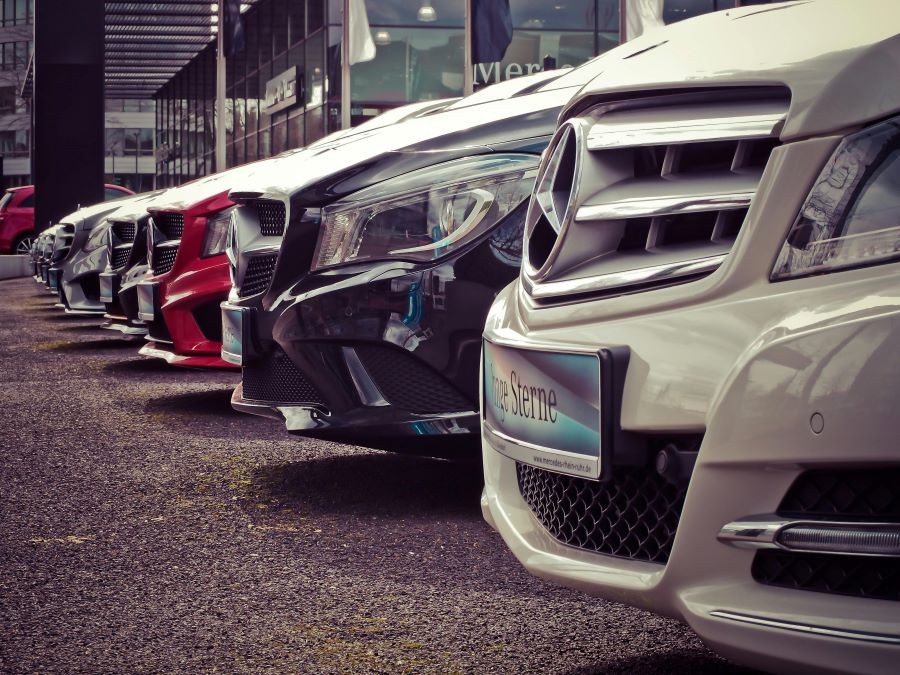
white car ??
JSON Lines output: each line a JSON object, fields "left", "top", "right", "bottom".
{"left": 481, "top": 1, "right": 900, "bottom": 673}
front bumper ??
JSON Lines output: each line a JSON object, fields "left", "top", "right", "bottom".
{"left": 482, "top": 264, "right": 900, "bottom": 673}
{"left": 58, "top": 248, "right": 108, "bottom": 314}
{"left": 229, "top": 237, "right": 521, "bottom": 454}
{"left": 102, "top": 264, "right": 150, "bottom": 335}
{"left": 135, "top": 255, "right": 236, "bottom": 370}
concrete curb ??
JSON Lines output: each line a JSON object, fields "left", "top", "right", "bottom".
{"left": 0, "top": 255, "right": 31, "bottom": 280}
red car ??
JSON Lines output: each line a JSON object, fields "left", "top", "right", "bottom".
{"left": 136, "top": 188, "right": 237, "bottom": 370}
{"left": 0, "top": 183, "right": 134, "bottom": 254}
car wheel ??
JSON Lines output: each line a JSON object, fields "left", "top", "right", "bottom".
{"left": 13, "top": 233, "right": 34, "bottom": 255}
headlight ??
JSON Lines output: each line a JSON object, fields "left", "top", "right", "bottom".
{"left": 202, "top": 207, "right": 235, "bottom": 258}
{"left": 82, "top": 221, "right": 110, "bottom": 252}
{"left": 772, "top": 116, "right": 900, "bottom": 280}
{"left": 311, "top": 154, "right": 539, "bottom": 271}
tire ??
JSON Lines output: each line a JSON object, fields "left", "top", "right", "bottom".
{"left": 12, "top": 232, "right": 35, "bottom": 255}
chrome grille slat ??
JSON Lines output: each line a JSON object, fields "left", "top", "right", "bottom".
{"left": 524, "top": 89, "right": 789, "bottom": 303}
{"left": 586, "top": 100, "right": 786, "bottom": 150}
{"left": 576, "top": 189, "right": 755, "bottom": 221}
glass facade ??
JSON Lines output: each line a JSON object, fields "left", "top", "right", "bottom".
{"left": 154, "top": 0, "right": 772, "bottom": 187}
{"left": 155, "top": 0, "right": 330, "bottom": 187}
{"left": 0, "top": 0, "right": 33, "bottom": 27}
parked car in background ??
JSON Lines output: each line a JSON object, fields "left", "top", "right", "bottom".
{"left": 98, "top": 193, "right": 171, "bottom": 336}
{"left": 135, "top": 165, "right": 270, "bottom": 369}
{"left": 49, "top": 192, "right": 162, "bottom": 314}
{"left": 481, "top": 2, "right": 900, "bottom": 673}
{"left": 135, "top": 99, "right": 464, "bottom": 370}
{"left": 220, "top": 66, "right": 610, "bottom": 456}
{"left": 33, "top": 225, "right": 63, "bottom": 288}
{"left": 1, "top": 183, "right": 133, "bottom": 255}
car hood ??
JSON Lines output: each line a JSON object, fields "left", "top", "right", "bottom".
{"left": 565, "top": 0, "right": 900, "bottom": 140}
{"left": 229, "top": 84, "right": 582, "bottom": 204}
{"left": 60, "top": 190, "right": 166, "bottom": 232}
{"left": 101, "top": 189, "right": 175, "bottom": 224}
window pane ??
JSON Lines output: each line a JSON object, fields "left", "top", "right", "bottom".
{"left": 289, "top": 0, "right": 305, "bottom": 44}
{"left": 288, "top": 110, "right": 304, "bottom": 149}
{"left": 305, "top": 104, "right": 324, "bottom": 144}
{"left": 271, "top": 120, "right": 286, "bottom": 154}
{"left": 510, "top": 0, "right": 596, "bottom": 30}
{"left": 106, "top": 128, "right": 125, "bottom": 156}
{"left": 350, "top": 27, "right": 464, "bottom": 104}
{"left": 308, "top": 0, "right": 324, "bottom": 32}
{"left": 305, "top": 30, "right": 325, "bottom": 106}
{"left": 349, "top": 0, "right": 464, "bottom": 28}
{"left": 662, "top": 0, "right": 730, "bottom": 25}
{"left": 139, "top": 128, "right": 154, "bottom": 156}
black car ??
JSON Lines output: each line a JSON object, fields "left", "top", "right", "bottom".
{"left": 222, "top": 64, "right": 608, "bottom": 455}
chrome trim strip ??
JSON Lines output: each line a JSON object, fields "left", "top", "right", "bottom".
{"left": 100, "top": 322, "right": 147, "bottom": 336}
{"left": 220, "top": 348, "right": 242, "bottom": 367}
{"left": 576, "top": 191, "right": 753, "bottom": 221}
{"left": 342, "top": 347, "right": 389, "bottom": 407}
{"left": 717, "top": 517, "right": 788, "bottom": 549}
{"left": 709, "top": 611, "right": 900, "bottom": 645}
{"left": 525, "top": 255, "right": 725, "bottom": 301}
{"left": 63, "top": 307, "right": 104, "bottom": 316}
{"left": 719, "top": 516, "right": 900, "bottom": 557}
{"left": 587, "top": 113, "right": 785, "bottom": 150}
{"left": 139, "top": 344, "right": 186, "bottom": 363}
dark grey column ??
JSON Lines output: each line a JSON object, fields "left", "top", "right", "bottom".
{"left": 33, "top": 0, "right": 104, "bottom": 233}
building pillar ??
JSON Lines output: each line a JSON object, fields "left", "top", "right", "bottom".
{"left": 33, "top": 0, "right": 104, "bottom": 233}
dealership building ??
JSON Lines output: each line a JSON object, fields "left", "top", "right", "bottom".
{"left": 153, "top": 0, "right": 777, "bottom": 188}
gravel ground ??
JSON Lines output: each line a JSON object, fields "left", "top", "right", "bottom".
{"left": 0, "top": 277, "right": 756, "bottom": 674}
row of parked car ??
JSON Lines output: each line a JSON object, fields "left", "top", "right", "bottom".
{"left": 28, "top": 3, "right": 900, "bottom": 673}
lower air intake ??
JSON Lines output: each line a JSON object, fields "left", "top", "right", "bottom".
{"left": 778, "top": 468, "right": 900, "bottom": 520}
{"left": 753, "top": 550, "right": 900, "bottom": 602}
{"left": 353, "top": 344, "right": 474, "bottom": 414}
{"left": 517, "top": 463, "right": 686, "bottom": 564}
{"left": 242, "top": 347, "right": 325, "bottom": 404}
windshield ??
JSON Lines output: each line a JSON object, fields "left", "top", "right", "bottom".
{"left": 0, "top": 192, "right": 13, "bottom": 211}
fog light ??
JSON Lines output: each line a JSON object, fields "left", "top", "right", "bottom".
{"left": 776, "top": 524, "right": 900, "bottom": 556}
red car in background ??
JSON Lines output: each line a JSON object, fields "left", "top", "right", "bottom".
{"left": 136, "top": 188, "right": 237, "bottom": 370}
{"left": 0, "top": 183, "right": 134, "bottom": 254}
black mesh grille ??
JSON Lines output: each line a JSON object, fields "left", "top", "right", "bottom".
{"left": 239, "top": 252, "right": 278, "bottom": 297}
{"left": 517, "top": 463, "right": 687, "bottom": 564}
{"left": 242, "top": 347, "right": 325, "bottom": 404}
{"left": 256, "top": 200, "right": 286, "bottom": 237}
{"left": 753, "top": 468, "right": 900, "bottom": 601}
{"left": 152, "top": 246, "right": 179, "bottom": 275}
{"left": 778, "top": 469, "right": 900, "bottom": 521}
{"left": 753, "top": 551, "right": 900, "bottom": 602}
{"left": 154, "top": 212, "right": 184, "bottom": 240}
{"left": 353, "top": 344, "right": 474, "bottom": 414}
{"left": 111, "top": 221, "right": 137, "bottom": 242}
{"left": 111, "top": 246, "right": 132, "bottom": 269}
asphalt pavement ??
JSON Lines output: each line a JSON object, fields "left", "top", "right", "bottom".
{"left": 0, "top": 276, "right": 756, "bottom": 674}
